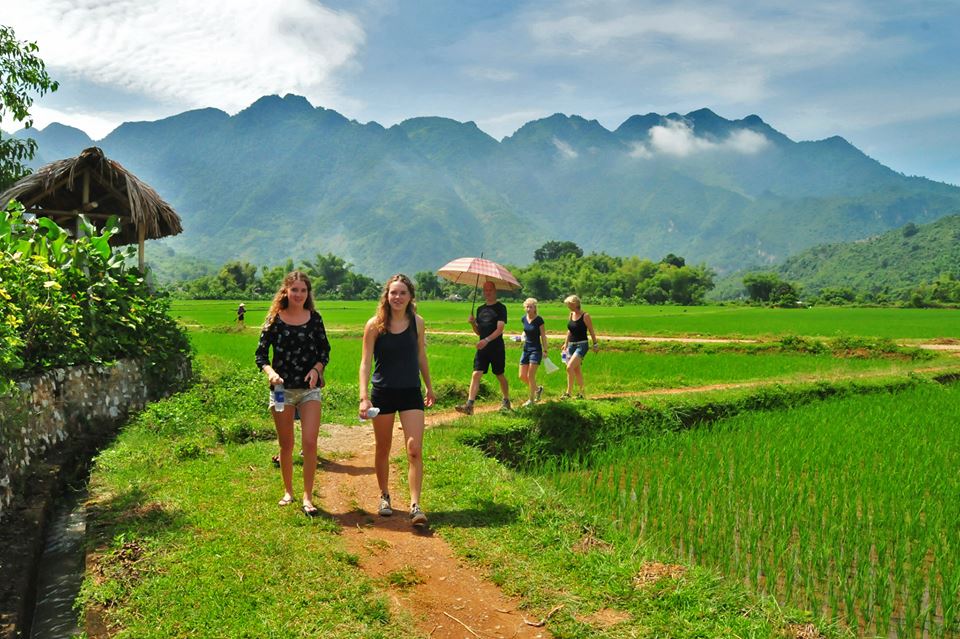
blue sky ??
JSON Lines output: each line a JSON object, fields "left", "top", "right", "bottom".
{"left": 4, "top": 0, "right": 959, "bottom": 185}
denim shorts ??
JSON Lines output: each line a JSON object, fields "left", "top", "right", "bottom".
{"left": 268, "top": 387, "right": 322, "bottom": 409}
{"left": 519, "top": 347, "right": 543, "bottom": 365}
{"left": 566, "top": 341, "right": 589, "bottom": 360}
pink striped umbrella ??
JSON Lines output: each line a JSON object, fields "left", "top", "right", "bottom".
{"left": 436, "top": 256, "right": 521, "bottom": 291}
{"left": 437, "top": 255, "right": 521, "bottom": 313}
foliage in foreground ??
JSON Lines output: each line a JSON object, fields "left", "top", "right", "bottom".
{"left": 0, "top": 201, "right": 191, "bottom": 392}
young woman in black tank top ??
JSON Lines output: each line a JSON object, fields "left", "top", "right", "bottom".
{"left": 359, "top": 274, "right": 435, "bottom": 527}
{"left": 561, "top": 294, "right": 598, "bottom": 399}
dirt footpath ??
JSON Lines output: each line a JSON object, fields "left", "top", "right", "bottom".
{"left": 315, "top": 409, "right": 551, "bottom": 639}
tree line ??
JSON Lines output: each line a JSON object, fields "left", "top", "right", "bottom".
{"left": 741, "top": 271, "right": 960, "bottom": 307}
{"left": 169, "top": 240, "right": 718, "bottom": 306}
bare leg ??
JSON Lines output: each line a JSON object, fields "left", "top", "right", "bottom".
{"left": 519, "top": 363, "right": 529, "bottom": 385}
{"left": 568, "top": 355, "right": 585, "bottom": 394}
{"left": 273, "top": 406, "right": 296, "bottom": 502}
{"left": 372, "top": 412, "right": 396, "bottom": 495}
{"left": 467, "top": 370, "right": 483, "bottom": 401}
{"left": 398, "top": 409, "right": 425, "bottom": 507}
{"left": 495, "top": 373, "right": 510, "bottom": 401}
{"left": 527, "top": 362, "right": 540, "bottom": 400}
{"left": 298, "top": 400, "right": 321, "bottom": 507}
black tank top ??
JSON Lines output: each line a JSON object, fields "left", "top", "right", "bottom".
{"left": 567, "top": 313, "right": 588, "bottom": 342}
{"left": 372, "top": 318, "right": 420, "bottom": 388}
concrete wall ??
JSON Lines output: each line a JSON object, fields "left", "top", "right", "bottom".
{"left": 0, "top": 358, "right": 191, "bottom": 520}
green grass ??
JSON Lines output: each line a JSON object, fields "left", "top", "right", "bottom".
{"left": 535, "top": 382, "right": 960, "bottom": 637}
{"left": 186, "top": 328, "right": 938, "bottom": 425}
{"left": 75, "top": 299, "right": 960, "bottom": 638}
{"left": 80, "top": 377, "right": 412, "bottom": 638}
{"left": 171, "top": 299, "right": 960, "bottom": 339}
{"left": 421, "top": 410, "right": 821, "bottom": 638}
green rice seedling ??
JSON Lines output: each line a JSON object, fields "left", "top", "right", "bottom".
{"left": 540, "top": 382, "right": 960, "bottom": 638}
{"left": 171, "top": 299, "right": 960, "bottom": 340}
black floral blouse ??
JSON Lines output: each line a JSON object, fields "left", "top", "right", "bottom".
{"left": 255, "top": 311, "right": 331, "bottom": 389}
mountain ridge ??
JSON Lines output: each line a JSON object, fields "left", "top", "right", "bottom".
{"left": 12, "top": 95, "right": 960, "bottom": 279}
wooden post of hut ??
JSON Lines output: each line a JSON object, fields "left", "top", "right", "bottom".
{"left": 0, "top": 147, "right": 183, "bottom": 272}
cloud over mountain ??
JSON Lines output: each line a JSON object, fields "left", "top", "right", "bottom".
{"left": 629, "top": 120, "right": 770, "bottom": 158}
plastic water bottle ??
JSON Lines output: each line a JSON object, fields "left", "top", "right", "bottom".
{"left": 273, "top": 383, "right": 285, "bottom": 412}
{"left": 512, "top": 335, "right": 523, "bottom": 342}
{"left": 561, "top": 350, "right": 568, "bottom": 364}
{"left": 361, "top": 406, "right": 380, "bottom": 421}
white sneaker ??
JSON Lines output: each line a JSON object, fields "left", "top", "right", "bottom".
{"left": 378, "top": 493, "right": 392, "bottom": 516}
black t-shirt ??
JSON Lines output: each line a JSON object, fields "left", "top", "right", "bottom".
{"left": 476, "top": 302, "right": 507, "bottom": 341}
{"left": 522, "top": 315, "right": 544, "bottom": 346}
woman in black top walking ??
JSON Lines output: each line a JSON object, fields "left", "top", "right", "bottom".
{"left": 255, "top": 271, "right": 330, "bottom": 516}
{"left": 561, "top": 294, "right": 598, "bottom": 399}
{"left": 358, "top": 274, "right": 435, "bottom": 527}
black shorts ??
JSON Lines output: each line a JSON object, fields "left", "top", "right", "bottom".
{"left": 370, "top": 386, "right": 424, "bottom": 414}
{"left": 473, "top": 339, "right": 505, "bottom": 375}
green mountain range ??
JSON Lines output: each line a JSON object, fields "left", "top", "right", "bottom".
{"left": 776, "top": 214, "right": 960, "bottom": 296}
{"left": 15, "top": 95, "right": 960, "bottom": 279}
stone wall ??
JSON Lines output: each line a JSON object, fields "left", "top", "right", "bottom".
{"left": 0, "top": 357, "right": 191, "bottom": 520}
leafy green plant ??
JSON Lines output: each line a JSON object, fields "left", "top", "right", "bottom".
{"left": 0, "top": 200, "right": 191, "bottom": 388}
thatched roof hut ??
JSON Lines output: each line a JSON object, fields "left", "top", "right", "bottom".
{"left": 0, "top": 146, "right": 182, "bottom": 268}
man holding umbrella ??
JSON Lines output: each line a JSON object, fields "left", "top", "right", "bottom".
{"left": 456, "top": 280, "right": 511, "bottom": 414}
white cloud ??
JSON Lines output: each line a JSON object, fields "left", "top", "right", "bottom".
{"left": 725, "top": 128, "right": 770, "bottom": 154}
{"left": 552, "top": 137, "right": 578, "bottom": 158}
{"left": 648, "top": 120, "right": 715, "bottom": 157}
{"left": 528, "top": 1, "right": 871, "bottom": 65}
{"left": 633, "top": 119, "right": 769, "bottom": 158}
{"left": 4, "top": 0, "right": 364, "bottom": 115}
{"left": 627, "top": 142, "right": 652, "bottom": 159}
{"left": 522, "top": 0, "right": 902, "bottom": 109}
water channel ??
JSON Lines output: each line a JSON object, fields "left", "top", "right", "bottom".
{"left": 28, "top": 485, "right": 87, "bottom": 639}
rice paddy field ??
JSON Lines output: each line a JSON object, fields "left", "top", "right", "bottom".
{"left": 164, "top": 299, "right": 960, "bottom": 637}
{"left": 171, "top": 299, "right": 960, "bottom": 339}
{"left": 543, "top": 383, "right": 960, "bottom": 637}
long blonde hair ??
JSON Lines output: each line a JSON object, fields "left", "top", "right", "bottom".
{"left": 263, "top": 271, "right": 315, "bottom": 328}
{"left": 375, "top": 274, "right": 417, "bottom": 334}
{"left": 563, "top": 294, "right": 582, "bottom": 310}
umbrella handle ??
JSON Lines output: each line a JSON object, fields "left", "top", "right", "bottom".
{"left": 470, "top": 252, "right": 483, "bottom": 316}
{"left": 471, "top": 272, "right": 480, "bottom": 316}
